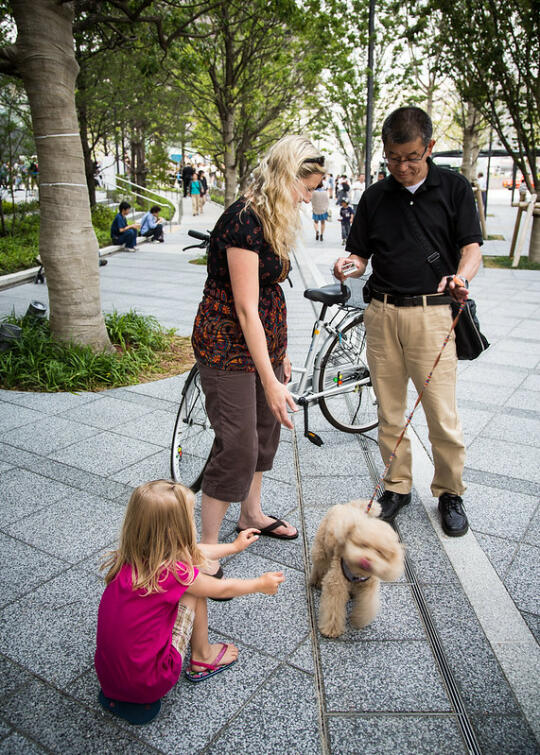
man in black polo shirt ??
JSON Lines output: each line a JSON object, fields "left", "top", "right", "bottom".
{"left": 334, "top": 106, "right": 482, "bottom": 537}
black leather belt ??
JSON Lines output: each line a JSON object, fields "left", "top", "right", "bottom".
{"left": 371, "top": 290, "right": 451, "bottom": 307}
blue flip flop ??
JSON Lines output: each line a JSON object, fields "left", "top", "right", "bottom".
{"left": 98, "top": 689, "right": 161, "bottom": 725}
{"left": 185, "top": 643, "right": 236, "bottom": 682}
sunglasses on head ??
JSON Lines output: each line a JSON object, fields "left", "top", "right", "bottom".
{"left": 302, "top": 156, "right": 325, "bottom": 166}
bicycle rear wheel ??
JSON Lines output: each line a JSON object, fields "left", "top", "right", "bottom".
{"left": 170, "top": 365, "right": 214, "bottom": 491}
{"left": 318, "top": 313, "right": 378, "bottom": 433}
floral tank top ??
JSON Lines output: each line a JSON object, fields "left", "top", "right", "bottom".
{"left": 191, "top": 198, "right": 290, "bottom": 371}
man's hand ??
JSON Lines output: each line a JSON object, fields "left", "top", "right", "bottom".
{"left": 333, "top": 256, "right": 361, "bottom": 281}
{"left": 438, "top": 275, "right": 469, "bottom": 303}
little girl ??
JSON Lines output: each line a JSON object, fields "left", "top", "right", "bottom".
{"left": 95, "top": 479, "right": 284, "bottom": 725}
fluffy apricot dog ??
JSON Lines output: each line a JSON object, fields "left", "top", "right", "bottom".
{"left": 310, "top": 499, "right": 404, "bottom": 638}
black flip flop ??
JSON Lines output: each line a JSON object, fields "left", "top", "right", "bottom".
{"left": 236, "top": 516, "right": 298, "bottom": 540}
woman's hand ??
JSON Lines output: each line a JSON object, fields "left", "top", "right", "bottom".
{"left": 283, "top": 354, "right": 292, "bottom": 385}
{"left": 264, "top": 378, "right": 297, "bottom": 430}
{"left": 233, "top": 528, "right": 260, "bottom": 552}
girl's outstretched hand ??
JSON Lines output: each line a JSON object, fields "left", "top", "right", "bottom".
{"left": 234, "top": 528, "right": 260, "bottom": 552}
{"left": 258, "top": 571, "right": 285, "bottom": 595}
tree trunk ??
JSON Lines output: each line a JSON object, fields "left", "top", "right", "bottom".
{"left": 529, "top": 214, "right": 540, "bottom": 264}
{"left": 10, "top": 0, "right": 112, "bottom": 351}
{"left": 76, "top": 62, "right": 97, "bottom": 207}
{"left": 461, "top": 102, "right": 482, "bottom": 183}
{"left": 223, "top": 110, "right": 237, "bottom": 208}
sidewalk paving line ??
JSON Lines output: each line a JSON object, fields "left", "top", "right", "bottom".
{"left": 409, "top": 427, "right": 540, "bottom": 742}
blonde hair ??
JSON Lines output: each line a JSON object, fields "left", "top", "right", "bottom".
{"left": 244, "top": 135, "right": 326, "bottom": 261}
{"left": 101, "top": 479, "right": 206, "bottom": 594}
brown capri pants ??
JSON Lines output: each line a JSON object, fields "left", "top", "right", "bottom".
{"left": 197, "top": 362, "right": 284, "bottom": 501}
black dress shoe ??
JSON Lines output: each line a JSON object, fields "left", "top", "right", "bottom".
{"left": 438, "top": 493, "right": 468, "bottom": 537}
{"left": 378, "top": 490, "right": 411, "bottom": 522}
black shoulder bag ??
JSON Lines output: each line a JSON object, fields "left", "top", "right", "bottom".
{"left": 400, "top": 193, "right": 489, "bottom": 360}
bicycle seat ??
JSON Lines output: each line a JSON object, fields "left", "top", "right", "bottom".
{"left": 304, "top": 283, "right": 351, "bottom": 306}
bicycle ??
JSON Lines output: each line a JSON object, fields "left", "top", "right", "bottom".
{"left": 170, "top": 233, "right": 377, "bottom": 490}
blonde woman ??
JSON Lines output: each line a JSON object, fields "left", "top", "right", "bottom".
{"left": 95, "top": 480, "right": 284, "bottom": 724}
{"left": 192, "top": 135, "right": 325, "bottom": 576}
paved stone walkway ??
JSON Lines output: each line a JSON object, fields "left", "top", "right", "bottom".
{"left": 0, "top": 194, "right": 538, "bottom": 754}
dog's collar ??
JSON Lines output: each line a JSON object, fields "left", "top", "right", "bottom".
{"left": 341, "top": 558, "right": 370, "bottom": 583}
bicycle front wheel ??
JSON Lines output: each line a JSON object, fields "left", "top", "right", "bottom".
{"left": 318, "top": 313, "right": 378, "bottom": 433}
{"left": 170, "top": 365, "right": 214, "bottom": 491}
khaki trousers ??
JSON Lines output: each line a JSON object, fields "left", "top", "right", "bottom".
{"left": 191, "top": 194, "right": 202, "bottom": 214}
{"left": 363, "top": 297, "right": 465, "bottom": 498}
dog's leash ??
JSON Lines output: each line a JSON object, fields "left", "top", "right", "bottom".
{"left": 366, "top": 287, "right": 466, "bottom": 514}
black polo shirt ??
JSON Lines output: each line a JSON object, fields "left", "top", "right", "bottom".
{"left": 345, "top": 159, "right": 483, "bottom": 295}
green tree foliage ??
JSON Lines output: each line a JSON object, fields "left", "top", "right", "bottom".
{"left": 310, "top": 0, "right": 406, "bottom": 177}
{"left": 168, "top": 0, "right": 325, "bottom": 206}
{"left": 432, "top": 0, "right": 539, "bottom": 192}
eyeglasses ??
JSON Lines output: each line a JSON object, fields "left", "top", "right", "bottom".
{"left": 302, "top": 156, "right": 325, "bottom": 166}
{"left": 383, "top": 145, "right": 428, "bottom": 166}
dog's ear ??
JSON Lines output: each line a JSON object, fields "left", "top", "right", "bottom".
{"left": 324, "top": 506, "right": 358, "bottom": 554}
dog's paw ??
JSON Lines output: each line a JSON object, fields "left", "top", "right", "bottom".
{"left": 319, "top": 618, "right": 346, "bottom": 638}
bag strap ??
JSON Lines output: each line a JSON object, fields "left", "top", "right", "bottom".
{"left": 397, "top": 191, "right": 450, "bottom": 286}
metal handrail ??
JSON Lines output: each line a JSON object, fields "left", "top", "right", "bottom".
{"left": 101, "top": 175, "right": 181, "bottom": 227}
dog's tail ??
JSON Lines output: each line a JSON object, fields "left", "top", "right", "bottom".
{"left": 350, "top": 498, "right": 381, "bottom": 518}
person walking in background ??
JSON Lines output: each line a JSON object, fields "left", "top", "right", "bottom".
{"left": 338, "top": 198, "right": 354, "bottom": 245}
{"left": 110, "top": 201, "right": 139, "bottom": 252}
{"left": 336, "top": 175, "right": 350, "bottom": 204}
{"left": 334, "top": 105, "right": 482, "bottom": 537}
{"left": 327, "top": 173, "right": 334, "bottom": 199}
{"left": 190, "top": 174, "right": 202, "bottom": 215}
{"left": 198, "top": 170, "right": 209, "bottom": 209}
{"left": 95, "top": 479, "right": 284, "bottom": 725}
{"left": 350, "top": 173, "right": 365, "bottom": 213}
{"left": 311, "top": 180, "right": 329, "bottom": 241}
{"left": 182, "top": 163, "right": 195, "bottom": 197}
{"left": 191, "top": 135, "right": 326, "bottom": 577}
{"left": 140, "top": 205, "right": 165, "bottom": 242}
{"left": 28, "top": 158, "right": 38, "bottom": 190}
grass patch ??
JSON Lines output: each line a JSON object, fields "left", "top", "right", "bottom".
{"left": 209, "top": 188, "right": 225, "bottom": 206}
{"left": 487, "top": 234, "right": 505, "bottom": 240}
{"left": 1, "top": 199, "right": 40, "bottom": 215}
{"left": 189, "top": 256, "right": 207, "bottom": 265}
{"left": 0, "top": 204, "right": 122, "bottom": 275}
{"left": 483, "top": 255, "right": 540, "bottom": 270}
{"left": 0, "top": 309, "right": 194, "bottom": 392}
{"left": 0, "top": 214, "right": 40, "bottom": 275}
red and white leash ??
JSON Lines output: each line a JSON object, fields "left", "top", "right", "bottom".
{"left": 366, "top": 290, "right": 466, "bottom": 514}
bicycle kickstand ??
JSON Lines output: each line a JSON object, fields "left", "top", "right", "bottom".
{"left": 298, "top": 397, "right": 323, "bottom": 447}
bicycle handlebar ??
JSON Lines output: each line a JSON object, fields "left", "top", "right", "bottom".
{"left": 188, "top": 229, "right": 211, "bottom": 241}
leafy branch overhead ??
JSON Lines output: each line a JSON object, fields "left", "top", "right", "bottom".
{"left": 431, "top": 0, "right": 539, "bottom": 190}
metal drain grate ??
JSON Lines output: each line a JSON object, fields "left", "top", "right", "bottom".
{"left": 360, "top": 433, "right": 482, "bottom": 755}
